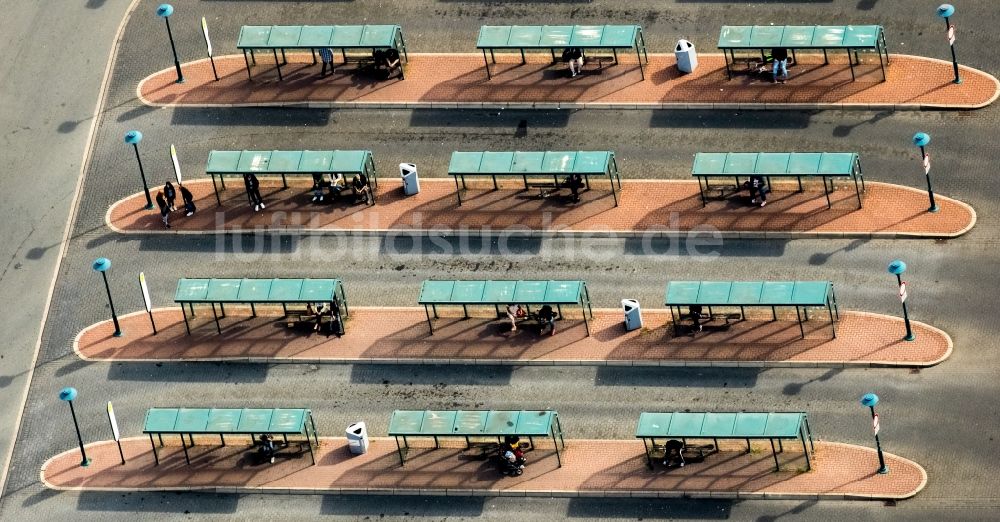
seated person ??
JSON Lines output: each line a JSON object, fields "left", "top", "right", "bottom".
{"left": 662, "top": 439, "right": 685, "bottom": 468}
{"left": 748, "top": 174, "right": 767, "bottom": 207}
{"left": 352, "top": 174, "right": 372, "bottom": 205}
{"left": 770, "top": 47, "right": 789, "bottom": 83}
{"left": 258, "top": 434, "right": 276, "bottom": 464}
{"left": 562, "top": 47, "right": 584, "bottom": 77}
{"left": 537, "top": 304, "right": 558, "bottom": 336}
{"left": 563, "top": 172, "right": 584, "bottom": 203}
{"left": 311, "top": 173, "right": 328, "bottom": 203}
{"left": 327, "top": 173, "right": 347, "bottom": 198}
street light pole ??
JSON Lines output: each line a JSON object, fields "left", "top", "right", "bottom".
{"left": 860, "top": 393, "right": 889, "bottom": 474}
{"left": 888, "top": 259, "right": 915, "bottom": 341}
{"left": 59, "top": 387, "right": 90, "bottom": 467}
{"left": 125, "top": 131, "right": 153, "bottom": 210}
{"left": 937, "top": 4, "right": 961, "bottom": 84}
{"left": 92, "top": 258, "right": 122, "bottom": 337}
{"left": 156, "top": 4, "right": 184, "bottom": 83}
{"left": 912, "top": 132, "right": 938, "bottom": 213}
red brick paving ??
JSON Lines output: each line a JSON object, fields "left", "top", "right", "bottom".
{"left": 76, "top": 307, "right": 951, "bottom": 367}
{"left": 138, "top": 53, "right": 997, "bottom": 109}
{"left": 108, "top": 179, "right": 975, "bottom": 238}
{"left": 42, "top": 437, "right": 926, "bottom": 500}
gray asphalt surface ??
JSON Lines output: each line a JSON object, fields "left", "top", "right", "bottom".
{"left": 2, "top": 0, "right": 1000, "bottom": 520}
{"left": 0, "top": 0, "right": 133, "bottom": 502}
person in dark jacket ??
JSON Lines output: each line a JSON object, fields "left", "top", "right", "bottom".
{"left": 179, "top": 183, "right": 196, "bottom": 216}
{"left": 156, "top": 191, "right": 170, "bottom": 228}
{"left": 352, "top": 174, "right": 372, "bottom": 205}
{"left": 244, "top": 173, "right": 265, "bottom": 211}
{"left": 771, "top": 47, "right": 789, "bottom": 83}
{"left": 565, "top": 172, "right": 584, "bottom": 203}
{"left": 749, "top": 174, "right": 767, "bottom": 207}
{"left": 562, "top": 47, "right": 584, "bottom": 77}
{"left": 164, "top": 181, "right": 177, "bottom": 211}
{"left": 537, "top": 304, "right": 557, "bottom": 336}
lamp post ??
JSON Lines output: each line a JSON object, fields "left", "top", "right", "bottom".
{"left": 888, "top": 259, "right": 915, "bottom": 341}
{"left": 59, "top": 387, "right": 90, "bottom": 467}
{"left": 912, "top": 132, "right": 938, "bottom": 213}
{"left": 860, "top": 393, "right": 888, "bottom": 475}
{"left": 125, "top": 131, "right": 153, "bottom": 210}
{"left": 156, "top": 4, "right": 184, "bottom": 83}
{"left": 92, "top": 257, "right": 122, "bottom": 337}
{"left": 937, "top": 4, "right": 961, "bottom": 84}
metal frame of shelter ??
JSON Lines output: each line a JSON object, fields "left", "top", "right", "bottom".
{"left": 142, "top": 407, "right": 320, "bottom": 466}
{"left": 692, "top": 152, "right": 864, "bottom": 209}
{"left": 204, "top": 149, "right": 378, "bottom": 206}
{"left": 476, "top": 25, "right": 649, "bottom": 80}
{"left": 635, "top": 411, "right": 814, "bottom": 472}
{"left": 237, "top": 24, "right": 408, "bottom": 81}
{"left": 174, "top": 278, "right": 349, "bottom": 335}
{"left": 717, "top": 25, "right": 889, "bottom": 82}
{"left": 447, "top": 151, "right": 622, "bottom": 206}
{"left": 665, "top": 280, "right": 839, "bottom": 339}
{"left": 418, "top": 279, "right": 595, "bottom": 335}
{"left": 387, "top": 409, "right": 566, "bottom": 467}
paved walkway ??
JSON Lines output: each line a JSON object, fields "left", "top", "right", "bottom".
{"left": 108, "top": 179, "right": 975, "bottom": 239}
{"left": 42, "top": 437, "right": 925, "bottom": 500}
{"left": 137, "top": 53, "right": 998, "bottom": 110}
{"left": 75, "top": 307, "right": 952, "bottom": 367}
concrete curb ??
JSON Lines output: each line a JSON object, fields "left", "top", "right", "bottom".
{"left": 74, "top": 307, "right": 953, "bottom": 368}
{"left": 105, "top": 180, "right": 976, "bottom": 240}
{"left": 40, "top": 437, "right": 927, "bottom": 501}
{"left": 136, "top": 53, "right": 1000, "bottom": 111}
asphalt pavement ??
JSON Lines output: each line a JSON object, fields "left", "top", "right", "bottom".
{"left": 2, "top": 0, "right": 1000, "bottom": 520}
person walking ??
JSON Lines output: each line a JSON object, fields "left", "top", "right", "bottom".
{"left": 749, "top": 174, "right": 767, "bottom": 207}
{"left": 155, "top": 191, "right": 171, "bottom": 228}
{"left": 179, "top": 183, "right": 196, "bottom": 216}
{"left": 164, "top": 181, "right": 177, "bottom": 211}
{"left": 244, "top": 172, "right": 265, "bottom": 212}
{"left": 771, "top": 47, "right": 789, "bottom": 83}
{"left": 319, "top": 48, "right": 334, "bottom": 77}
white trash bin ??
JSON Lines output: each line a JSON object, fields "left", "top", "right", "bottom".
{"left": 675, "top": 39, "right": 698, "bottom": 73}
{"left": 400, "top": 163, "right": 420, "bottom": 196}
{"left": 346, "top": 421, "right": 369, "bottom": 455}
{"left": 622, "top": 299, "right": 643, "bottom": 331}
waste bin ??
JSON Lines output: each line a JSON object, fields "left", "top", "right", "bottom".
{"left": 622, "top": 299, "right": 642, "bottom": 331}
{"left": 346, "top": 421, "right": 369, "bottom": 455}
{"left": 675, "top": 39, "right": 698, "bottom": 73}
{"left": 400, "top": 163, "right": 419, "bottom": 196}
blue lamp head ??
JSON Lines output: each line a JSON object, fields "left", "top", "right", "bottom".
{"left": 156, "top": 4, "right": 174, "bottom": 17}
{"left": 860, "top": 393, "right": 879, "bottom": 408}
{"left": 124, "top": 130, "right": 143, "bottom": 145}
{"left": 59, "top": 387, "right": 78, "bottom": 402}
{"left": 912, "top": 132, "right": 931, "bottom": 147}
{"left": 937, "top": 4, "right": 955, "bottom": 18}
{"left": 92, "top": 257, "right": 111, "bottom": 273}
{"left": 888, "top": 259, "right": 907, "bottom": 275}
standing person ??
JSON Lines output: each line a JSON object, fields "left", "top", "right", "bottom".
{"left": 537, "top": 304, "right": 557, "bottom": 336}
{"left": 327, "top": 298, "right": 342, "bottom": 337}
{"left": 319, "top": 48, "right": 334, "bottom": 77}
{"left": 562, "top": 47, "right": 584, "bottom": 77}
{"left": 565, "top": 172, "right": 584, "bottom": 203}
{"left": 506, "top": 304, "right": 520, "bottom": 332}
{"left": 155, "top": 191, "right": 170, "bottom": 228}
{"left": 179, "top": 183, "right": 196, "bottom": 216}
{"left": 164, "top": 181, "right": 177, "bottom": 211}
{"left": 749, "top": 174, "right": 767, "bottom": 207}
{"left": 688, "top": 305, "right": 704, "bottom": 332}
{"left": 771, "top": 47, "right": 789, "bottom": 83}
{"left": 244, "top": 173, "right": 265, "bottom": 212}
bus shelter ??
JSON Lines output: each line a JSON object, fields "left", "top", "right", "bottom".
{"left": 636, "top": 411, "right": 814, "bottom": 471}
{"left": 388, "top": 409, "right": 566, "bottom": 467}
{"left": 665, "top": 280, "right": 838, "bottom": 338}
{"left": 237, "top": 24, "right": 408, "bottom": 80}
{"left": 717, "top": 25, "right": 889, "bottom": 81}
{"left": 418, "top": 279, "right": 594, "bottom": 335}
{"left": 448, "top": 151, "right": 622, "bottom": 206}
{"left": 174, "top": 277, "right": 349, "bottom": 335}
{"left": 476, "top": 24, "right": 649, "bottom": 79}
{"left": 692, "top": 152, "right": 864, "bottom": 209}
{"left": 205, "top": 149, "right": 378, "bottom": 205}
{"left": 143, "top": 407, "right": 319, "bottom": 465}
